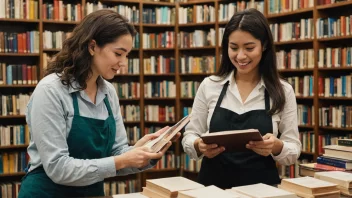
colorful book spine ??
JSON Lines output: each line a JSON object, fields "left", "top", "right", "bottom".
{"left": 317, "top": 156, "right": 350, "bottom": 170}
{"left": 338, "top": 139, "right": 352, "bottom": 147}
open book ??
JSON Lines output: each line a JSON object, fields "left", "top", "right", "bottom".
{"left": 144, "top": 115, "right": 191, "bottom": 153}
{"left": 200, "top": 129, "right": 263, "bottom": 152}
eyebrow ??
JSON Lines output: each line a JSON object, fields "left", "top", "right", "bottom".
{"left": 229, "top": 42, "right": 256, "bottom": 45}
{"left": 114, "top": 47, "right": 127, "bottom": 52}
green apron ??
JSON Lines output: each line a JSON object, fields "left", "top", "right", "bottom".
{"left": 19, "top": 92, "right": 116, "bottom": 198}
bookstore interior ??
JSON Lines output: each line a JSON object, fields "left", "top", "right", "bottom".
{"left": 1, "top": 0, "right": 352, "bottom": 197}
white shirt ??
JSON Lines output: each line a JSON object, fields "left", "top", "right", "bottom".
{"left": 182, "top": 71, "right": 302, "bottom": 166}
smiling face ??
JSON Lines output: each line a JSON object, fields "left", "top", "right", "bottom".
{"left": 228, "top": 30, "right": 263, "bottom": 79}
{"left": 90, "top": 34, "right": 133, "bottom": 80}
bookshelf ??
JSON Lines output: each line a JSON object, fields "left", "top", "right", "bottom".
{"left": 1, "top": 0, "right": 352, "bottom": 195}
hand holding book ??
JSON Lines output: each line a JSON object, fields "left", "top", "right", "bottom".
{"left": 246, "top": 133, "right": 284, "bottom": 156}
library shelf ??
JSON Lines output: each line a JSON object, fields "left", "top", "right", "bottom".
{"left": 0, "top": 85, "right": 37, "bottom": 88}
{"left": 298, "top": 125, "right": 314, "bottom": 129}
{"left": 144, "top": 97, "right": 176, "bottom": 100}
{"left": 266, "top": 7, "right": 314, "bottom": 19}
{"left": 143, "top": 73, "right": 175, "bottom": 76}
{"left": 274, "top": 39, "right": 314, "bottom": 45}
{"left": 179, "top": 46, "right": 216, "bottom": 50}
{"left": 278, "top": 68, "right": 314, "bottom": 73}
{"left": 118, "top": 98, "right": 140, "bottom": 102}
{"left": 319, "top": 126, "right": 352, "bottom": 131}
{"left": 43, "top": 48, "right": 61, "bottom": 52}
{"left": 0, "top": 145, "right": 29, "bottom": 150}
{"left": 0, "top": 18, "right": 40, "bottom": 23}
{"left": 295, "top": 96, "right": 314, "bottom": 100}
{"left": 145, "top": 168, "right": 179, "bottom": 173}
{"left": 179, "top": 0, "right": 215, "bottom": 5}
{"left": 142, "top": 48, "right": 175, "bottom": 51}
{"left": 42, "top": 20, "right": 79, "bottom": 25}
{"left": 317, "top": 0, "right": 352, "bottom": 10}
{"left": 143, "top": 24, "right": 175, "bottom": 28}
{"left": 178, "top": 22, "right": 216, "bottom": 27}
{"left": 0, "top": 53, "right": 40, "bottom": 57}
{"left": 0, "top": 115, "right": 26, "bottom": 119}
{"left": 318, "top": 97, "right": 352, "bottom": 100}
{"left": 317, "top": 35, "right": 352, "bottom": 42}
{"left": 0, "top": 172, "right": 26, "bottom": 177}
{"left": 142, "top": 1, "right": 175, "bottom": 6}
{"left": 318, "top": 67, "right": 352, "bottom": 71}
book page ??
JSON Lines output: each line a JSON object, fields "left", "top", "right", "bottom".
{"left": 282, "top": 177, "right": 337, "bottom": 188}
{"left": 179, "top": 185, "right": 239, "bottom": 198}
{"left": 231, "top": 183, "right": 298, "bottom": 198}
{"left": 147, "top": 176, "right": 204, "bottom": 192}
{"left": 315, "top": 171, "right": 352, "bottom": 182}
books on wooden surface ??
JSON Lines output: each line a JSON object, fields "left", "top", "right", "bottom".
{"left": 279, "top": 176, "right": 340, "bottom": 198}
{"left": 178, "top": 185, "right": 239, "bottom": 198}
{"left": 144, "top": 115, "right": 190, "bottom": 153}
{"left": 299, "top": 163, "right": 325, "bottom": 177}
{"left": 230, "top": 183, "right": 298, "bottom": 198}
{"left": 323, "top": 145, "right": 352, "bottom": 161}
{"left": 113, "top": 193, "right": 148, "bottom": 198}
{"left": 314, "top": 171, "right": 352, "bottom": 189}
{"left": 200, "top": 129, "right": 263, "bottom": 152}
{"left": 143, "top": 176, "right": 204, "bottom": 198}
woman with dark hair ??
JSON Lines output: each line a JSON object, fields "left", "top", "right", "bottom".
{"left": 182, "top": 8, "right": 301, "bottom": 189}
{"left": 19, "top": 9, "right": 179, "bottom": 197}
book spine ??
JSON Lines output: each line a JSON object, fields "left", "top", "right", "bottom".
{"left": 338, "top": 139, "right": 352, "bottom": 147}
{"left": 317, "top": 157, "right": 347, "bottom": 169}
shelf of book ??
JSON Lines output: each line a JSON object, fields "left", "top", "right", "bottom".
{"left": 316, "top": 0, "right": 352, "bottom": 10}
{"left": 0, "top": 172, "right": 26, "bottom": 177}
{"left": 274, "top": 39, "right": 314, "bottom": 45}
{"left": 0, "top": 53, "right": 40, "bottom": 56}
{"left": 0, "top": 19, "right": 40, "bottom": 23}
{"left": 317, "top": 35, "right": 352, "bottom": 42}
{"left": 319, "top": 127, "right": 352, "bottom": 131}
{"left": 266, "top": 7, "right": 314, "bottom": 19}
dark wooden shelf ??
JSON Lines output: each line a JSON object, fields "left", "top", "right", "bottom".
{"left": 143, "top": 24, "right": 175, "bottom": 27}
{"left": 43, "top": 48, "right": 61, "bottom": 52}
{"left": 178, "top": 22, "right": 215, "bottom": 27}
{"left": 274, "top": 39, "right": 314, "bottom": 45}
{"left": 179, "top": 46, "right": 216, "bottom": 50}
{"left": 296, "top": 96, "right": 314, "bottom": 99}
{"left": 42, "top": 19, "right": 79, "bottom": 25}
{"left": 123, "top": 121, "right": 140, "bottom": 124}
{"left": 0, "top": 84, "right": 36, "bottom": 88}
{"left": 317, "top": 35, "right": 352, "bottom": 42}
{"left": 0, "top": 172, "right": 26, "bottom": 177}
{"left": 317, "top": 0, "right": 352, "bottom": 10}
{"left": 144, "top": 121, "right": 176, "bottom": 124}
{"left": 0, "top": 18, "right": 40, "bottom": 23}
{"left": 218, "top": 21, "right": 228, "bottom": 26}
{"left": 142, "top": 1, "right": 175, "bottom": 6}
{"left": 180, "top": 97, "right": 194, "bottom": 100}
{"left": 182, "top": 169, "right": 199, "bottom": 174}
{"left": 114, "top": 74, "right": 140, "bottom": 77}
{"left": 179, "top": 73, "right": 214, "bottom": 76}
{"left": 118, "top": 98, "right": 140, "bottom": 101}
{"left": 0, "top": 53, "right": 39, "bottom": 56}
{"left": 319, "top": 97, "right": 352, "bottom": 100}
{"left": 144, "top": 97, "right": 176, "bottom": 100}
{"left": 179, "top": 0, "right": 215, "bottom": 5}
{"left": 144, "top": 73, "right": 175, "bottom": 76}
{"left": 298, "top": 125, "right": 314, "bottom": 129}
{"left": 301, "top": 151, "right": 315, "bottom": 155}
{"left": 319, "top": 126, "right": 352, "bottom": 131}
{"left": 100, "top": 0, "right": 140, "bottom": 4}
{"left": 278, "top": 68, "right": 314, "bottom": 72}
{"left": 318, "top": 67, "right": 352, "bottom": 71}
{"left": 0, "top": 115, "right": 26, "bottom": 119}
{"left": 143, "top": 48, "right": 175, "bottom": 51}
{"left": 266, "top": 7, "right": 313, "bottom": 19}
{"left": 145, "top": 168, "right": 179, "bottom": 173}
{"left": 0, "top": 145, "right": 28, "bottom": 149}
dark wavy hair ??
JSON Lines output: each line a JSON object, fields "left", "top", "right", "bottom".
{"left": 216, "top": 8, "right": 285, "bottom": 115}
{"left": 45, "top": 9, "right": 136, "bottom": 90}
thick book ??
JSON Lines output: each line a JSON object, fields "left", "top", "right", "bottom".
{"left": 317, "top": 156, "right": 352, "bottom": 170}
{"left": 178, "top": 185, "right": 239, "bottom": 198}
{"left": 230, "top": 183, "right": 298, "bottom": 198}
{"left": 144, "top": 115, "right": 191, "bottom": 153}
{"left": 145, "top": 176, "right": 204, "bottom": 198}
{"left": 200, "top": 129, "right": 263, "bottom": 152}
{"left": 323, "top": 145, "right": 352, "bottom": 161}
{"left": 314, "top": 171, "right": 352, "bottom": 189}
{"left": 280, "top": 176, "right": 338, "bottom": 195}
{"left": 338, "top": 139, "right": 352, "bottom": 147}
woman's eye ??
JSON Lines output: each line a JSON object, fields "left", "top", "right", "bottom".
{"left": 231, "top": 48, "right": 238, "bottom": 51}
{"left": 115, "top": 53, "right": 122, "bottom": 56}
{"left": 247, "top": 48, "right": 254, "bottom": 51}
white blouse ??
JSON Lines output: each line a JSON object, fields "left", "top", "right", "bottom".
{"left": 182, "top": 71, "right": 302, "bottom": 166}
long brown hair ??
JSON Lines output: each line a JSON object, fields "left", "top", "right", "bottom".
{"left": 216, "top": 8, "right": 285, "bottom": 115}
{"left": 45, "top": 9, "right": 136, "bottom": 90}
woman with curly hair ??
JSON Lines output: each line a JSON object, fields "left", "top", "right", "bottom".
{"left": 19, "top": 9, "right": 179, "bottom": 197}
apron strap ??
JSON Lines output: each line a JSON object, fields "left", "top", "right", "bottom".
{"left": 72, "top": 92, "right": 80, "bottom": 116}
{"left": 215, "top": 80, "right": 230, "bottom": 108}
{"left": 264, "top": 89, "right": 270, "bottom": 112}
{"left": 103, "top": 95, "right": 113, "bottom": 116}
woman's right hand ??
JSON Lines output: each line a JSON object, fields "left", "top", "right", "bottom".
{"left": 114, "top": 142, "right": 172, "bottom": 169}
{"left": 194, "top": 138, "right": 225, "bottom": 158}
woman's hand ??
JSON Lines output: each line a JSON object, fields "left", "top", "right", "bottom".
{"left": 194, "top": 138, "right": 225, "bottom": 158}
{"left": 114, "top": 141, "right": 172, "bottom": 169}
{"left": 134, "top": 126, "right": 170, "bottom": 148}
{"left": 246, "top": 133, "right": 283, "bottom": 156}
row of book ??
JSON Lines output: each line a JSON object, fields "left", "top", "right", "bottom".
{"left": 181, "top": 153, "right": 202, "bottom": 172}
{"left": 268, "top": 0, "right": 314, "bottom": 14}
{"left": 0, "top": 31, "right": 39, "bottom": 53}
{"left": 297, "top": 105, "right": 314, "bottom": 126}
{"left": 178, "top": 29, "right": 216, "bottom": 48}
{"left": 43, "top": 31, "right": 71, "bottom": 50}
{"left": 142, "top": 7, "right": 176, "bottom": 24}
{"left": 115, "top": 58, "right": 140, "bottom": 75}
{"left": 143, "top": 56, "right": 175, "bottom": 74}
{"left": 300, "top": 131, "right": 315, "bottom": 153}
{"left": 316, "top": 16, "right": 352, "bottom": 38}
{"left": 112, "top": 82, "right": 140, "bottom": 99}
{"left": 178, "top": 5, "right": 215, "bottom": 24}
{"left": 0, "top": 0, "right": 39, "bottom": 19}
{"left": 103, "top": 180, "right": 139, "bottom": 196}
{"left": 179, "top": 56, "right": 216, "bottom": 74}
{"left": 318, "top": 47, "right": 352, "bottom": 68}
{"left": 286, "top": 75, "right": 314, "bottom": 97}
{"left": 144, "top": 81, "right": 176, "bottom": 98}
{"left": 120, "top": 105, "right": 140, "bottom": 122}
{"left": 0, "top": 152, "right": 28, "bottom": 174}
{"left": 319, "top": 106, "right": 352, "bottom": 128}
{"left": 318, "top": 135, "right": 352, "bottom": 154}
{"left": 0, "top": 125, "right": 30, "bottom": 146}
{"left": 318, "top": 75, "right": 352, "bottom": 97}
{"left": 144, "top": 105, "right": 175, "bottom": 122}
{"left": 218, "top": 1, "right": 264, "bottom": 22}
{"left": 42, "top": 1, "right": 82, "bottom": 22}
{"left": 180, "top": 81, "right": 201, "bottom": 98}
{"left": 0, "top": 64, "right": 38, "bottom": 85}
{"left": 0, "top": 182, "right": 20, "bottom": 198}
{"left": 126, "top": 126, "right": 140, "bottom": 145}
{"left": 152, "top": 151, "right": 180, "bottom": 170}
{"left": 270, "top": 19, "right": 314, "bottom": 42}
{"left": 182, "top": 106, "right": 192, "bottom": 117}
{"left": 276, "top": 49, "right": 315, "bottom": 70}
{"left": 142, "top": 32, "right": 174, "bottom": 49}
{"left": 0, "top": 94, "right": 31, "bottom": 116}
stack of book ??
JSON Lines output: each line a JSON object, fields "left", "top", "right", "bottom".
{"left": 299, "top": 139, "right": 352, "bottom": 177}
{"left": 314, "top": 171, "right": 352, "bottom": 197}
{"left": 141, "top": 176, "right": 204, "bottom": 198}
{"left": 227, "top": 183, "right": 298, "bottom": 198}
{"left": 178, "top": 185, "right": 239, "bottom": 198}
{"left": 278, "top": 176, "right": 340, "bottom": 197}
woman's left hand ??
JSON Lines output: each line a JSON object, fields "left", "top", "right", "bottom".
{"left": 246, "top": 133, "right": 282, "bottom": 156}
